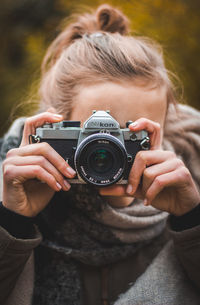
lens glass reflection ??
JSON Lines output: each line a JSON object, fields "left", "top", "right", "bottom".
{"left": 90, "top": 149, "right": 113, "bottom": 173}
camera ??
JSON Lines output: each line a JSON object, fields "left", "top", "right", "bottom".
{"left": 30, "top": 110, "right": 150, "bottom": 187}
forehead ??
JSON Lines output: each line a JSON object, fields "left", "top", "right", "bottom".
{"left": 70, "top": 82, "right": 167, "bottom": 127}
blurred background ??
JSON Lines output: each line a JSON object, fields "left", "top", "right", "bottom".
{"left": 1, "top": 0, "right": 200, "bottom": 136}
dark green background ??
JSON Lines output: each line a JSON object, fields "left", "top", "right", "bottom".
{"left": 1, "top": 0, "right": 200, "bottom": 136}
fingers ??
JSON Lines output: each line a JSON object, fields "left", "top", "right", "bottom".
{"left": 129, "top": 118, "right": 161, "bottom": 150}
{"left": 144, "top": 166, "right": 191, "bottom": 206}
{"left": 5, "top": 142, "right": 76, "bottom": 191}
{"left": 99, "top": 185, "right": 127, "bottom": 196}
{"left": 142, "top": 158, "right": 184, "bottom": 194}
{"left": 3, "top": 164, "right": 64, "bottom": 192}
{"left": 20, "top": 112, "right": 63, "bottom": 146}
{"left": 5, "top": 110, "right": 76, "bottom": 193}
{"left": 6, "top": 142, "right": 76, "bottom": 180}
{"left": 98, "top": 185, "right": 133, "bottom": 208}
{"left": 4, "top": 155, "right": 71, "bottom": 191}
{"left": 126, "top": 150, "right": 176, "bottom": 196}
{"left": 99, "top": 184, "right": 142, "bottom": 199}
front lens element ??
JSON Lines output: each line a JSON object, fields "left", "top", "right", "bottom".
{"left": 90, "top": 149, "right": 113, "bottom": 173}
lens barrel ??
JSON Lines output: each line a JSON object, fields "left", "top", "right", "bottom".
{"left": 74, "top": 133, "right": 127, "bottom": 186}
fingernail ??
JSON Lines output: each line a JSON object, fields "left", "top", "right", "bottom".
{"left": 126, "top": 184, "right": 133, "bottom": 194}
{"left": 144, "top": 199, "right": 148, "bottom": 206}
{"left": 56, "top": 182, "right": 62, "bottom": 190}
{"left": 64, "top": 179, "right": 71, "bottom": 190}
{"left": 66, "top": 166, "right": 76, "bottom": 177}
{"left": 53, "top": 114, "right": 63, "bottom": 119}
{"left": 130, "top": 122, "right": 138, "bottom": 128}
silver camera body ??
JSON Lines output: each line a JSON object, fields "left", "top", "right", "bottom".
{"left": 31, "top": 110, "right": 150, "bottom": 187}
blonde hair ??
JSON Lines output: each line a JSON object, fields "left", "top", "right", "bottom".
{"left": 39, "top": 4, "right": 176, "bottom": 118}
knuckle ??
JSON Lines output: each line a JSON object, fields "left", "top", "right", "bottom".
{"left": 154, "top": 176, "right": 163, "bottom": 188}
{"left": 37, "top": 156, "right": 46, "bottom": 166}
{"left": 40, "top": 142, "right": 50, "bottom": 153}
{"left": 137, "top": 117, "right": 147, "bottom": 126}
{"left": 6, "top": 148, "right": 17, "bottom": 158}
{"left": 2, "top": 159, "right": 9, "bottom": 170}
{"left": 168, "top": 151, "right": 176, "bottom": 159}
{"left": 175, "top": 158, "right": 184, "bottom": 168}
{"left": 3, "top": 164, "right": 14, "bottom": 180}
{"left": 180, "top": 166, "right": 191, "bottom": 179}
{"left": 25, "top": 117, "right": 33, "bottom": 127}
{"left": 136, "top": 151, "right": 146, "bottom": 163}
{"left": 143, "top": 168, "right": 154, "bottom": 180}
{"left": 33, "top": 165, "right": 42, "bottom": 176}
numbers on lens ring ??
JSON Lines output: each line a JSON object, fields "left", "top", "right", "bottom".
{"left": 89, "top": 177, "right": 97, "bottom": 183}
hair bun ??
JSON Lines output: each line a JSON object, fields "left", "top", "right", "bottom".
{"left": 96, "top": 4, "right": 130, "bottom": 35}
{"left": 42, "top": 4, "right": 130, "bottom": 73}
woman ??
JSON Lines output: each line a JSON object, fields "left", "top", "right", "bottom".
{"left": 0, "top": 4, "right": 200, "bottom": 305}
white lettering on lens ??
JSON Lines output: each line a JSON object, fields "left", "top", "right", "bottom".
{"left": 113, "top": 168, "right": 123, "bottom": 179}
{"left": 100, "top": 179, "right": 110, "bottom": 184}
{"left": 89, "top": 177, "right": 97, "bottom": 183}
{"left": 98, "top": 140, "right": 109, "bottom": 144}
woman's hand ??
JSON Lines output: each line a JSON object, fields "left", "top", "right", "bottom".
{"left": 99, "top": 118, "right": 200, "bottom": 216}
{"left": 2, "top": 111, "right": 76, "bottom": 217}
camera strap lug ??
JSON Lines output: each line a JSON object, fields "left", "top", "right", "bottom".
{"left": 127, "top": 154, "right": 133, "bottom": 162}
{"left": 29, "top": 134, "right": 41, "bottom": 144}
{"left": 140, "top": 136, "right": 150, "bottom": 150}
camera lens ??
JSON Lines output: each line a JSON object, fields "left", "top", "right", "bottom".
{"left": 74, "top": 133, "right": 127, "bottom": 186}
{"left": 90, "top": 149, "right": 113, "bottom": 173}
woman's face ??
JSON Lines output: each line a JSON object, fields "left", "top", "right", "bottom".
{"left": 69, "top": 82, "right": 167, "bottom": 133}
